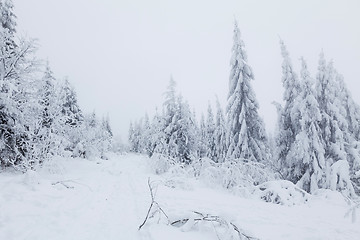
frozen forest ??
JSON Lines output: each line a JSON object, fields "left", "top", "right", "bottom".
{"left": 1, "top": 1, "right": 360, "bottom": 240}
{"left": 129, "top": 22, "right": 360, "bottom": 198}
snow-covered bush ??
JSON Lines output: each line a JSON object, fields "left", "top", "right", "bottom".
{"left": 150, "top": 153, "right": 177, "bottom": 175}
{"left": 150, "top": 155, "right": 275, "bottom": 194}
{"left": 191, "top": 158, "right": 275, "bottom": 189}
{"left": 253, "top": 180, "right": 310, "bottom": 206}
{"left": 328, "top": 160, "right": 356, "bottom": 198}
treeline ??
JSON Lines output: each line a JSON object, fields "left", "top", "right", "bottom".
{"left": 129, "top": 22, "right": 360, "bottom": 196}
{"left": 0, "top": 0, "right": 113, "bottom": 171}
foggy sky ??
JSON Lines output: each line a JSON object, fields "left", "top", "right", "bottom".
{"left": 15, "top": 0, "right": 360, "bottom": 140}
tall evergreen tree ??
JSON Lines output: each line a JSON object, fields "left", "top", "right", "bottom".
{"left": 226, "top": 21, "right": 268, "bottom": 162}
{"left": 162, "top": 77, "right": 178, "bottom": 158}
{"left": 150, "top": 107, "right": 166, "bottom": 157}
{"left": 169, "top": 96, "right": 196, "bottom": 163}
{"left": 315, "top": 52, "right": 348, "bottom": 165}
{"left": 290, "top": 58, "right": 326, "bottom": 193}
{"left": 275, "top": 40, "right": 302, "bottom": 179}
{"left": 198, "top": 113, "right": 207, "bottom": 158}
{"left": 205, "top": 103, "right": 216, "bottom": 160}
{"left": 214, "top": 98, "right": 227, "bottom": 162}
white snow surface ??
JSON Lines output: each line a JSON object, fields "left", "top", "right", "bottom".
{"left": 0, "top": 153, "right": 359, "bottom": 240}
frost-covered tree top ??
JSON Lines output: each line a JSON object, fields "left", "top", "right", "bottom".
{"left": 275, "top": 40, "right": 303, "bottom": 174}
{"left": 226, "top": 21, "right": 268, "bottom": 162}
{"left": 0, "top": 0, "right": 16, "bottom": 34}
{"left": 280, "top": 40, "right": 301, "bottom": 108}
{"left": 163, "top": 76, "right": 177, "bottom": 118}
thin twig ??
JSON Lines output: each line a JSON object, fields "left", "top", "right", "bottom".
{"left": 138, "top": 178, "right": 154, "bottom": 230}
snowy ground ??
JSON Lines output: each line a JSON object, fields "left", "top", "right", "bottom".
{"left": 0, "top": 153, "right": 359, "bottom": 240}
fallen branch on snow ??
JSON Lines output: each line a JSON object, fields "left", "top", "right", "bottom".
{"left": 51, "top": 179, "right": 93, "bottom": 191}
{"left": 171, "top": 211, "right": 259, "bottom": 240}
{"left": 138, "top": 178, "right": 170, "bottom": 230}
{"left": 138, "top": 178, "right": 259, "bottom": 240}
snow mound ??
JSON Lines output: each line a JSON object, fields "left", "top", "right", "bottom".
{"left": 312, "top": 188, "right": 348, "bottom": 203}
{"left": 253, "top": 180, "right": 310, "bottom": 206}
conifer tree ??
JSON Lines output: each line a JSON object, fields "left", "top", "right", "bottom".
{"left": 205, "top": 103, "right": 216, "bottom": 160}
{"left": 290, "top": 58, "right": 326, "bottom": 192}
{"left": 226, "top": 21, "right": 268, "bottom": 162}
{"left": 275, "top": 40, "right": 302, "bottom": 179}
{"left": 214, "top": 98, "right": 227, "bottom": 162}
{"left": 169, "top": 96, "right": 196, "bottom": 163}
{"left": 198, "top": 113, "right": 207, "bottom": 158}
{"left": 150, "top": 108, "right": 166, "bottom": 157}
{"left": 316, "top": 53, "right": 348, "bottom": 164}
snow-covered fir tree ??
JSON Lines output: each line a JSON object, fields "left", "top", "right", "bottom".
{"left": 315, "top": 52, "right": 357, "bottom": 196}
{"left": 140, "top": 113, "right": 153, "bottom": 156}
{"left": 205, "top": 103, "right": 216, "bottom": 160}
{"left": 198, "top": 113, "right": 207, "bottom": 158}
{"left": 74, "top": 112, "right": 112, "bottom": 159}
{"left": 36, "top": 62, "right": 65, "bottom": 159}
{"left": 316, "top": 53, "right": 348, "bottom": 165}
{"left": 214, "top": 98, "right": 227, "bottom": 162}
{"left": 161, "top": 77, "right": 178, "bottom": 158}
{"left": 274, "top": 40, "right": 303, "bottom": 180}
{"left": 149, "top": 108, "right": 166, "bottom": 157}
{"left": 225, "top": 21, "right": 269, "bottom": 162}
{"left": 335, "top": 74, "right": 360, "bottom": 192}
{"left": 129, "top": 121, "right": 142, "bottom": 153}
{"left": 168, "top": 96, "right": 197, "bottom": 163}
{"left": 290, "top": 58, "right": 326, "bottom": 193}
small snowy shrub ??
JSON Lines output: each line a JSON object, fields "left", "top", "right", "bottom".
{"left": 192, "top": 158, "right": 275, "bottom": 189}
{"left": 253, "top": 180, "right": 310, "bottom": 205}
{"left": 329, "top": 160, "right": 356, "bottom": 198}
{"left": 150, "top": 153, "right": 176, "bottom": 175}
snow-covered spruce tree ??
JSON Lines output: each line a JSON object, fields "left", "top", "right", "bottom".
{"left": 58, "top": 78, "right": 84, "bottom": 154}
{"left": 214, "top": 98, "right": 227, "bottom": 162}
{"left": 128, "top": 120, "right": 142, "bottom": 153}
{"left": 147, "top": 108, "right": 165, "bottom": 157}
{"left": 149, "top": 78, "right": 197, "bottom": 163}
{"left": 168, "top": 96, "right": 197, "bottom": 164}
{"left": 225, "top": 21, "right": 269, "bottom": 162}
{"left": 274, "top": 40, "right": 302, "bottom": 180}
{"left": 98, "top": 115, "right": 113, "bottom": 158}
{"left": 205, "top": 103, "right": 216, "bottom": 160}
{"left": 197, "top": 113, "right": 207, "bottom": 158}
{"left": 290, "top": 58, "right": 326, "bottom": 193}
{"left": 159, "top": 77, "right": 179, "bottom": 159}
{"left": 140, "top": 113, "right": 153, "bottom": 155}
{"left": 74, "top": 112, "right": 112, "bottom": 159}
{"left": 316, "top": 54, "right": 348, "bottom": 163}
{"left": 315, "top": 52, "right": 355, "bottom": 196}
{"left": 336, "top": 74, "right": 360, "bottom": 193}
{"left": 35, "top": 62, "right": 66, "bottom": 160}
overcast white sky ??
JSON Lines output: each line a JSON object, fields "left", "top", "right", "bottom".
{"left": 15, "top": 0, "right": 360, "bottom": 140}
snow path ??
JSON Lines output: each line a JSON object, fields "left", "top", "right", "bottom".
{"left": 0, "top": 154, "right": 152, "bottom": 240}
{"left": 1, "top": 153, "right": 360, "bottom": 240}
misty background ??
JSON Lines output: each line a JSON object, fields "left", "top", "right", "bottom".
{"left": 15, "top": 0, "right": 360, "bottom": 140}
